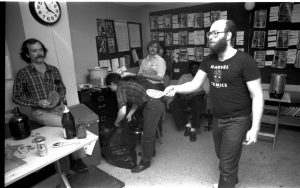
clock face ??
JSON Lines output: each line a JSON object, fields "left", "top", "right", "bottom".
{"left": 29, "top": 1, "right": 61, "bottom": 25}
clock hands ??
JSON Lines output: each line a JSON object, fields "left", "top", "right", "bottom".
{"left": 44, "top": 2, "right": 55, "bottom": 14}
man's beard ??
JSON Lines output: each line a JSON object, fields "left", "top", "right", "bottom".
{"left": 209, "top": 37, "right": 227, "bottom": 55}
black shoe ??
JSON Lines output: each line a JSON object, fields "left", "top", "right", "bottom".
{"left": 70, "top": 158, "right": 88, "bottom": 173}
{"left": 190, "top": 131, "right": 196, "bottom": 142}
{"left": 184, "top": 126, "right": 191, "bottom": 136}
{"left": 131, "top": 161, "right": 151, "bottom": 173}
{"left": 138, "top": 150, "right": 156, "bottom": 157}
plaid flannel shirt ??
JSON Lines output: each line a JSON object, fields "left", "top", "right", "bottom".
{"left": 116, "top": 80, "right": 150, "bottom": 109}
{"left": 12, "top": 63, "right": 66, "bottom": 107}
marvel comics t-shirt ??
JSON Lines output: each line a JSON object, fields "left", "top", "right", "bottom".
{"left": 200, "top": 50, "right": 261, "bottom": 119}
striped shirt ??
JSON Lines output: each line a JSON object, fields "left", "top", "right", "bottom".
{"left": 12, "top": 63, "right": 66, "bottom": 107}
{"left": 116, "top": 80, "right": 150, "bottom": 109}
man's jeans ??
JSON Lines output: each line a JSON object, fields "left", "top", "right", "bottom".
{"left": 212, "top": 115, "right": 251, "bottom": 188}
{"left": 141, "top": 98, "right": 164, "bottom": 163}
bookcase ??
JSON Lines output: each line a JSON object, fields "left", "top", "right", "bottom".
{"left": 149, "top": 2, "right": 300, "bottom": 85}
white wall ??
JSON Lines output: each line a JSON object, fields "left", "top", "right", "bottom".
{"left": 18, "top": 2, "right": 79, "bottom": 106}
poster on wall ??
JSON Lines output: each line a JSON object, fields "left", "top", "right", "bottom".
{"left": 97, "top": 19, "right": 106, "bottom": 36}
{"left": 96, "top": 36, "right": 107, "bottom": 58}
{"left": 107, "top": 37, "right": 117, "bottom": 54}
{"left": 106, "top": 20, "right": 115, "bottom": 37}
{"left": 114, "top": 21, "right": 130, "bottom": 52}
{"left": 128, "top": 23, "right": 141, "bottom": 48}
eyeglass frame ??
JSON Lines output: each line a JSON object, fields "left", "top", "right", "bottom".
{"left": 206, "top": 30, "right": 228, "bottom": 38}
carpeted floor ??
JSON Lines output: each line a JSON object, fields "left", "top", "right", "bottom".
{"left": 97, "top": 112, "right": 300, "bottom": 188}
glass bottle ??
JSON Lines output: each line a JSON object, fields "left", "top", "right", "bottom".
{"left": 61, "top": 100, "right": 76, "bottom": 139}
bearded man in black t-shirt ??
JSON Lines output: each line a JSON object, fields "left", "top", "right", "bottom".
{"left": 164, "top": 20, "right": 264, "bottom": 188}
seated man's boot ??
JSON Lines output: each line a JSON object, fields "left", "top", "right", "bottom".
{"left": 190, "top": 131, "right": 197, "bottom": 142}
{"left": 131, "top": 160, "right": 151, "bottom": 173}
{"left": 69, "top": 157, "right": 88, "bottom": 173}
{"left": 184, "top": 126, "right": 191, "bottom": 136}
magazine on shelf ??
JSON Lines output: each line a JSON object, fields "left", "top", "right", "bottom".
{"left": 277, "top": 30, "right": 289, "bottom": 48}
{"left": 252, "top": 31, "right": 266, "bottom": 48}
{"left": 194, "top": 30, "right": 205, "bottom": 45}
{"left": 151, "top": 31, "right": 158, "bottom": 41}
{"left": 272, "top": 51, "right": 287, "bottom": 69}
{"left": 253, "top": 9, "right": 267, "bottom": 28}
{"left": 194, "top": 47, "right": 204, "bottom": 62}
{"left": 164, "top": 14, "right": 172, "bottom": 28}
{"left": 179, "top": 31, "right": 188, "bottom": 45}
{"left": 187, "top": 13, "right": 195, "bottom": 28}
{"left": 158, "top": 16, "right": 165, "bottom": 29}
{"left": 165, "top": 32, "right": 172, "bottom": 46}
{"left": 194, "top": 12, "right": 204, "bottom": 28}
{"left": 254, "top": 51, "right": 266, "bottom": 68}
{"left": 179, "top": 13, "right": 187, "bottom": 28}
{"left": 150, "top": 16, "right": 158, "bottom": 29}
{"left": 211, "top": 10, "right": 220, "bottom": 24}
{"left": 278, "top": 2, "right": 293, "bottom": 22}
{"left": 178, "top": 48, "right": 188, "bottom": 62}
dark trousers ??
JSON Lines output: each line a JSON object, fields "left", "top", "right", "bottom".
{"left": 141, "top": 98, "right": 164, "bottom": 163}
{"left": 169, "top": 93, "right": 205, "bottom": 130}
{"left": 212, "top": 115, "right": 251, "bottom": 188}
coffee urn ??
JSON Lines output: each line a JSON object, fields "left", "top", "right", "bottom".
{"left": 269, "top": 73, "right": 287, "bottom": 99}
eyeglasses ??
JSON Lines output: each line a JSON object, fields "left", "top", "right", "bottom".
{"left": 206, "top": 31, "right": 228, "bottom": 38}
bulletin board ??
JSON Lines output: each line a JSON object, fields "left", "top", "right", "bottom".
{"left": 95, "top": 19, "right": 143, "bottom": 71}
{"left": 149, "top": 2, "right": 300, "bottom": 85}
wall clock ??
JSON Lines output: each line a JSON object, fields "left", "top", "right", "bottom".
{"left": 29, "top": 1, "right": 61, "bottom": 26}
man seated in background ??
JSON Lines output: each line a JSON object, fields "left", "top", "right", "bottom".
{"left": 12, "top": 38, "right": 88, "bottom": 174}
{"left": 169, "top": 61, "right": 209, "bottom": 142}
{"left": 138, "top": 40, "right": 166, "bottom": 91}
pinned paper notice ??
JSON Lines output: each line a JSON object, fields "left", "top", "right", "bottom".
{"left": 111, "top": 58, "right": 119, "bottom": 72}
{"left": 132, "top": 49, "right": 139, "bottom": 63}
{"left": 119, "top": 57, "right": 126, "bottom": 68}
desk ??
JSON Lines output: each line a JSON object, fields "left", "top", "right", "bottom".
{"left": 5, "top": 127, "right": 98, "bottom": 187}
{"left": 260, "top": 90, "right": 291, "bottom": 150}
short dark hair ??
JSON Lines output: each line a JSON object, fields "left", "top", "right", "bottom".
{"left": 147, "top": 40, "right": 161, "bottom": 54}
{"left": 105, "top": 73, "right": 122, "bottom": 86}
{"left": 159, "top": 42, "right": 166, "bottom": 55}
{"left": 189, "top": 61, "right": 200, "bottom": 73}
{"left": 225, "top": 20, "right": 237, "bottom": 46}
{"left": 20, "top": 38, "right": 48, "bottom": 64}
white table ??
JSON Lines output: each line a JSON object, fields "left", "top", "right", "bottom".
{"left": 5, "top": 126, "right": 98, "bottom": 187}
